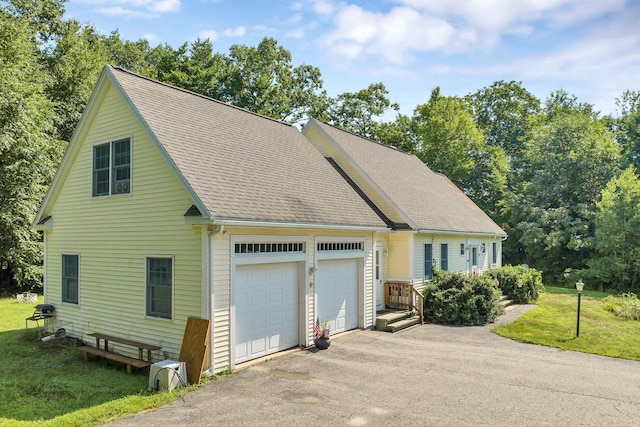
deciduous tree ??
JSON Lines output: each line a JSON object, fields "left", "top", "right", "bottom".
{"left": 589, "top": 167, "right": 640, "bottom": 292}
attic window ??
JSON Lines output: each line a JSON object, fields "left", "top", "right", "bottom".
{"left": 317, "top": 242, "right": 364, "bottom": 252}
{"left": 92, "top": 137, "right": 131, "bottom": 197}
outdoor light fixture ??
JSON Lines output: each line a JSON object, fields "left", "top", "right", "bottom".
{"left": 576, "top": 279, "right": 584, "bottom": 337}
{"left": 481, "top": 243, "right": 486, "bottom": 253}
{"left": 309, "top": 265, "right": 318, "bottom": 275}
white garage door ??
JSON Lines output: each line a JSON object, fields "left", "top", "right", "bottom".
{"left": 234, "top": 262, "right": 299, "bottom": 364}
{"left": 316, "top": 259, "right": 358, "bottom": 334}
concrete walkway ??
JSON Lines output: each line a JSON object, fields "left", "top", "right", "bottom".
{"left": 107, "top": 306, "right": 640, "bottom": 426}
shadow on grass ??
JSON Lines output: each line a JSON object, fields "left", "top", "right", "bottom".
{"left": 0, "top": 328, "right": 149, "bottom": 422}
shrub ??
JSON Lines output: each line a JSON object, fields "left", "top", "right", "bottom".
{"left": 602, "top": 293, "right": 640, "bottom": 320}
{"left": 486, "top": 265, "right": 544, "bottom": 304}
{"left": 423, "top": 270, "right": 504, "bottom": 325}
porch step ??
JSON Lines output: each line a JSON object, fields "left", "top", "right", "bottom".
{"left": 387, "top": 316, "right": 420, "bottom": 333}
{"left": 500, "top": 295, "right": 519, "bottom": 311}
{"left": 376, "top": 310, "right": 420, "bottom": 333}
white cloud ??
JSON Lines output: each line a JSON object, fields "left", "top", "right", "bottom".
{"left": 312, "top": 0, "right": 336, "bottom": 15}
{"left": 148, "top": 0, "right": 180, "bottom": 13}
{"left": 397, "top": 0, "right": 625, "bottom": 31}
{"left": 198, "top": 26, "right": 245, "bottom": 42}
{"left": 80, "top": 0, "right": 180, "bottom": 18}
{"left": 141, "top": 33, "right": 158, "bottom": 41}
{"left": 422, "top": 8, "right": 640, "bottom": 115}
{"left": 97, "top": 6, "right": 157, "bottom": 19}
{"left": 221, "top": 26, "right": 246, "bottom": 37}
{"left": 315, "top": 0, "right": 628, "bottom": 64}
{"left": 286, "top": 28, "right": 306, "bottom": 39}
{"left": 320, "top": 5, "right": 464, "bottom": 64}
{"left": 198, "top": 30, "right": 219, "bottom": 41}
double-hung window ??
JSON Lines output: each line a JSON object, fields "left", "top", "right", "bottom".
{"left": 92, "top": 138, "right": 131, "bottom": 196}
{"left": 424, "top": 243, "right": 433, "bottom": 281}
{"left": 440, "top": 243, "right": 448, "bottom": 271}
{"left": 62, "top": 254, "right": 79, "bottom": 304}
{"left": 146, "top": 257, "right": 173, "bottom": 319}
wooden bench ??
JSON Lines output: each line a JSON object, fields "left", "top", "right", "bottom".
{"left": 78, "top": 333, "right": 161, "bottom": 374}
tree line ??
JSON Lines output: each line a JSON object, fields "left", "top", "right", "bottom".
{"left": 2, "top": 0, "right": 640, "bottom": 293}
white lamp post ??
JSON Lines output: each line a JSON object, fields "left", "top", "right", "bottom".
{"left": 576, "top": 279, "right": 584, "bottom": 337}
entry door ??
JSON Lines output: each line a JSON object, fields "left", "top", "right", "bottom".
{"left": 375, "top": 244, "right": 384, "bottom": 311}
{"left": 471, "top": 246, "right": 478, "bottom": 274}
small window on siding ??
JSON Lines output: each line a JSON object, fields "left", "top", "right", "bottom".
{"left": 146, "top": 257, "right": 173, "bottom": 319}
{"left": 460, "top": 243, "right": 465, "bottom": 256}
{"left": 62, "top": 254, "right": 79, "bottom": 304}
{"left": 424, "top": 243, "right": 433, "bottom": 281}
{"left": 440, "top": 243, "right": 448, "bottom": 271}
{"left": 492, "top": 242, "right": 498, "bottom": 265}
{"left": 93, "top": 138, "right": 131, "bottom": 197}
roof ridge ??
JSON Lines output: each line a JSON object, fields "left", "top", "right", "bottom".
{"left": 314, "top": 119, "right": 416, "bottom": 159}
{"left": 109, "top": 65, "right": 295, "bottom": 129}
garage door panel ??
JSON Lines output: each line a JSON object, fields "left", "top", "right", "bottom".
{"left": 317, "top": 259, "right": 358, "bottom": 334}
{"left": 235, "top": 262, "right": 299, "bottom": 364}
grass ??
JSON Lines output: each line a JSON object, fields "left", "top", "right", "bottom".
{"left": 0, "top": 297, "right": 210, "bottom": 427}
{"left": 493, "top": 286, "right": 640, "bottom": 361}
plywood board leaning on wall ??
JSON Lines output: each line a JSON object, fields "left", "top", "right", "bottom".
{"left": 179, "top": 317, "right": 211, "bottom": 384}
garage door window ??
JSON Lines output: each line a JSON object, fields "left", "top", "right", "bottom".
{"left": 234, "top": 242, "right": 305, "bottom": 255}
{"left": 317, "top": 242, "right": 363, "bottom": 252}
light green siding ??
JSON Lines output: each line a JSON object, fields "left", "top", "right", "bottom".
{"left": 386, "top": 232, "right": 413, "bottom": 279}
{"left": 413, "top": 234, "right": 501, "bottom": 289}
{"left": 43, "top": 81, "right": 202, "bottom": 361}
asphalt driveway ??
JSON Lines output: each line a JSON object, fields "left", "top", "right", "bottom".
{"left": 108, "top": 306, "right": 640, "bottom": 426}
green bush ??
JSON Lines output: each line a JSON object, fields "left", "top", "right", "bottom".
{"left": 486, "top": 265, "right": 544, "bottom": 304}
{"left": 423, "top": 270, "right": 504, "bottom": 325}
{"left": 602, "top": 293, "right": 640, "bottom": 320}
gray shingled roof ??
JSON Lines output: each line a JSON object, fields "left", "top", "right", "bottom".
{"left": 108, "top": 67, "right": 386, "bottom": 228}
{"left": 309, "top": 120, "right": 506, "bottom": 236}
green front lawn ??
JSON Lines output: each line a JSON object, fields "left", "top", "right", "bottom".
{"left": 493, "top": 286, "right": 640, "bottom": 361}
{"left": 0, "top": 297, "right": 196, "bottom": 427}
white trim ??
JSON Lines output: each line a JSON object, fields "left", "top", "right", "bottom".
{"left": 218, "top": 219, "right": 388, "bottom": 232}
{"left": 374, "top": 242, "right": 383, "bottom": 314}
{"left": 229, "top": 235, "right": 310, "bottom": 368}
{"left": 315, "top": 236, "right": 366, "bottom": 261}
{"left": 418, "top": 229, "right": 507, "bottom": 238}
{"left": 302, "top": 119, "right": 418, "bottom": 229}
{"left": 144, "top": 255, "right": 175, "bottom": 321}
{"left": 35, "top": 217, "right": 53, "bottom": 231}
{"left": 91, "top": 135, "right": 133, "bottom": 198}
{"left": 43, "top": 232, "right": 48, "bottom": 303}
{"left": 209, "top": 233, "right": 216, "bottom": 371}
{"left": 314, "top": 238, "right": 365, "bottom": 262}
{"left": 316, "top": 257, "right": 365, "bottom": 331}
{"left": 61, "top": 253, "right": 80, "bottom": 306}
{"left": 230, "top": 259, "right": 305, "bottom": 368}
{"left": 201, "top": 227, "right": 210, "bottom": 320}
{"left": 231, "top": 235, "right": 308, "bottom": 262}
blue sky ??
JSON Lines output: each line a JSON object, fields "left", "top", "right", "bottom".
{"left": 65, "top": 0, "right": 640, "bottom": 117}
